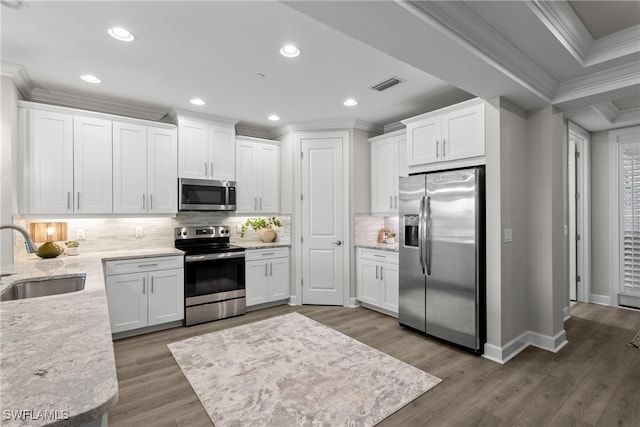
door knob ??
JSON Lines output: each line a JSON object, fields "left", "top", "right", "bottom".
{"left": 332, "top": 240, "right": 343, "bottom": 246}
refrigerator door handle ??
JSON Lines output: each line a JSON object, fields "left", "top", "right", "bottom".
{"left": 425, "top": 196, "right": 432, "bottom": 275}
{"left": 418, "top": 195, "right": 426, "bottom": 275}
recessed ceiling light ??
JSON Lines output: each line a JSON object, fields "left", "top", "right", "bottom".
{"left": 280, "top": 44, "right": 301, "bottom": 58}
{"left": 80, "top": 74, "right": 101, "bottom": 84}
{"left": 268, "top": 114, "right": 280, "bottom": 121}
{"left": 343, "top": 98, "right": 358, "bottom": 107}
{"left": 108, "top": 26, "right": 135, "bottom": 42}
{"left": 190, "top": 98, "right": 205, "bottom": 106}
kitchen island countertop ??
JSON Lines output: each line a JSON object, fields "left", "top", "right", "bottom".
{"left": 0, "top": 247, "right": 183, "bottom": 427}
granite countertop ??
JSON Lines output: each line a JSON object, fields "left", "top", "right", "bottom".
{"left": 0, "top": 247, "right": 183, "bottom": 427}
{"left": 233, "top": 241, "right": 291, "bottom": 250}
{"left": 356, "top": 243, "right": 399, "bottom": 253}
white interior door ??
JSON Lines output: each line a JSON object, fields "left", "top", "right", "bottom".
{"left": 568, "top": 122, "right": 591, "bottom": 303}
{"left": 300, "top": 135, "right": 344, "bottom": 305}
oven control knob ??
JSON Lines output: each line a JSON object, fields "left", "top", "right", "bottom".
{"left": 181, "top": 231, "right": 188, "bottom": 237}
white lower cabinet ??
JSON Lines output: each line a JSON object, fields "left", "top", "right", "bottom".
{"left": 245, "top": 247, "right": 290, "bottom": 307}
{"left": 105, "top": 256, "right": 184, "bottom": 334}
{"left": 356, "top": 248, "right": 399, "bottom": 315}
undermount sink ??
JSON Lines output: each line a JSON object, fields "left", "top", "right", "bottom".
{"left": 1, "top": 274, "right": 86, "bottom": 301}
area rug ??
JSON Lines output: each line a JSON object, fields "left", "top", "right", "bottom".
{"left": 168, "top": 312, "right": 441, "bottom": 426}
{"left": 628, "top": 330, "right": 640, "bottom": 349}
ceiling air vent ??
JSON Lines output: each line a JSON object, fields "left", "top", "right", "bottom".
{"left": 370, "top": 76, "right": 403, "bottom": 92}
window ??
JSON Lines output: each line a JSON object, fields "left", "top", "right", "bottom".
{"left": 620, "top": 144, "right": 640, "bottom": 294}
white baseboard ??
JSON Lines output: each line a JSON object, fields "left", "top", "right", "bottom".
{"left": 482, "top": 328, "right": 568, "bottom": 364}
{"left": 590, "top": 293, "right": 611, "bottom": 306}
{"left": 563, "top": 306, "right": 570, "bottom": 321}
{"left": 345, "top": 297, "right": 360, "bottom": 308}
{"left": 288, "top": 295, "right": 298, "bottom": 306}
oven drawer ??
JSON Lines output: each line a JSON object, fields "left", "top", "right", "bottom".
{"left": 104, "top": 255, "right": 184, "bottom": 276}
{"left": 245, "top": 247, "right": 289, "bottom": 261}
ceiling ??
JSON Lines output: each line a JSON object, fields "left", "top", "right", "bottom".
{"left": 2, "top": 1, "right": 639, "bottom": 136}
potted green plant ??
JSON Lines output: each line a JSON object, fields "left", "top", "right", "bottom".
{"left": 240, "top": 217, "right": 282, "bottom": 243}
{"left": 65, "top": 240, "right": 80, "bottom": 256}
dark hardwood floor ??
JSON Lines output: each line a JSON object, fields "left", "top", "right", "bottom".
{"left": 108, "top": 303, "right": 640, "bottom": 426}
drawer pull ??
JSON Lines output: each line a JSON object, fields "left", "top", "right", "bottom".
{"left": 261, "top": 252, "right": 275, "bottom": 256}
{"left": 137, "top": 263, "right": 159, "bottom": 268}
{"left": 373, "top": 254, "right": 386, "bottom": 258}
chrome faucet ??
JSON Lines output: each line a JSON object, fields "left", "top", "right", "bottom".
{"left": 0, "top": 225, "right": 39, "bottom": 253}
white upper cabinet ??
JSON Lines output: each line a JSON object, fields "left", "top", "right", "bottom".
{"left": 235, "top": 137, "right": 280, "bottom": 214}
{"left": 113, "top": 122, "right": 177, "bottom": 214}
{"left": 403, "top": 99, "right": 485, "bottom": 168}
{"left": 370, "top": 130, "right": 407, "bottom": 214}
{"left": 147, "top": 127, "right": 178, "bottom": 213}
{"left": 22, "top": 109, "right": 74, "bottom": 214}
{"left": 19, "top": 101, "right": 177, "bottom": 216}
{"left": 21, "top": 109, "right": 113, "bottom": 215}
{"left": 73, "top": 116, "right": 113, "bottom": 213}
{"left": 177, "top": 117, "right": 236, "bottom": 181}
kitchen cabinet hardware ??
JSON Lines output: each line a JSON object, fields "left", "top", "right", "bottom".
{"left": 77, "top": 192, "right": 80, "bottom": 210}
{"left": 436, "top": 140, "right": 439, "bottom": 158}
{"left": 442, "top": 138, "right": 447, "bottom": 158}
{"left": 380, "top": 266, "right": 384, "bottom": 280}
{"left": 265, "top": 263, "right": 268, "bottom": 276}
{"left": 67, "top": 192, "right": 71, "bottom": 210}
{"left": 142, "top": 276, "right": 146, "bottom": 294}
{"left": 395, "top": 195, "right": 398, "bottom": 209}
{"left": 138, "top": 263, "right": 158, "bottom": 268}
{"left": 376, "top": 265, "right": 379, "bottom": 279}
{"left": 390, "top": 195, "right": 393, "bottom": 209}
{"left": 261, "top": 252, "right": 275, "bottom": 256}
{"left": 270, "top": 262, "right": 273, "bottom": 276}
{"left": 151, "top": 276, "right": 154, "bottom": 293}
{"left": 254, "top": 197, "right": 257, "bottom": 210}
{"left": 374, "top": 254, "right": 385, "bottom": 258}
{"left": 260, "top": 197, "right": 262, "bottom": 210}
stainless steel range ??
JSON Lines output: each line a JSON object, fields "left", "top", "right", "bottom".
{"left": 175, "top": 226, "right": 246, "bottom": 326}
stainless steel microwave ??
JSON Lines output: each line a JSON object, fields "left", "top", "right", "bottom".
{"left": 178, "top": 178, "right": 236, "bottom": 211}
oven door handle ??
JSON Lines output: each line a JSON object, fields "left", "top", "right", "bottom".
{"left": 185, "top": 252, "right": 245, "bottom": 262}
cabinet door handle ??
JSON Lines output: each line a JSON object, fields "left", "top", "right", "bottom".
{"left": 142, "top": 194, "right": 146, "bottom": 210}
{"left": 77, "top": 192, "right": 80, "bottom": 210}
{"left": 442, "top": 138, "right": 446, "bottom": 158}
{"left": 395, "top": 195, "right": 398, "bottom": 209}
{"left": 380, "top": 266, "right": 384, "bottom": 280}
{"left": 390, "top": 195, "right": 393, "bottom": 209}
{"left": 204, "top": 161, "right": 208, "bottom": 177}
{"left": 67, "top": 192, "right": 71, "bottom": 210}
{"left": 137, "top": 263, "right": 158, "bottom": 268}
{"left": 142, "top": 276, "right": 146, "bottom": 294}
{"left": 254, "top": 197, "right": 258, "bottom": 210}
{"left": 260, "top": 197, "right": 263, "bottom": 210}
{"left": 151, "top": 276, "right": 154, "bottom": 293}
{"left": 270, "top": 262, "right": 273, "bottom": 276}
{"left": 376, "top": 265, "right": 379, "bottom": 280}
{"left": 265, "top": 263, "right": 268, "bottom": 276}
{"left": 436, "top": 140, "right": 439, "bottom": 158}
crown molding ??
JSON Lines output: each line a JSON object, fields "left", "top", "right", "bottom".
{"left": 553, "top": 61, "right": 640, "bottom": 104}
{"left": 167, "top": 109, "right": 239, "bottom": 126}
{"left": 235, "top": 123, "right": 272, "bottom": 140}
{"left": 525, "top": 1, "right": 640, "bottom": 68}
{"left": 590, "top": 102, "right": 618, "bottom": 124}
{"left": 383, "top": 121, "right": 405, "bottom": 134}
{"left": 401, "top": 0, "right": 557, "bottom": 101}
{"left": 271, "top": 119, "right": 382, "bottom": 139}
{"left": 524, "top": 0, "right": 592, "bottom": 64}
{"left": 587, "top": 25, "right": 640, "bottom": 67}
{"left": 28, "top": 88, "right": 167, "bottom": 121}
{"left": 1, "top": 61, "right": 34, "bottom": 97}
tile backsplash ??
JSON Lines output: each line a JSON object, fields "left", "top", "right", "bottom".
{"left": 12, "top": 213, "right": 291, "bottom": 258}
{"left": 354, "top": 214, "right": 399, "bottom": 245}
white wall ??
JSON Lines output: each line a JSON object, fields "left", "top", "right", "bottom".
{"left": 590, "top": 131, "right": 612, "bottom": 299}
{"left": 498, "top": 100, "right": 530, "bottom": 343}
{"left": 0, "top": 76, "right": 22, "bottom": 266}
{"left": 526, "top": 106, "right": 566, "bottom": 339}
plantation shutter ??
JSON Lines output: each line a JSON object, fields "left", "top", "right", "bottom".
{"left": 622, "top": 145, "right": 640, "bottom": 293}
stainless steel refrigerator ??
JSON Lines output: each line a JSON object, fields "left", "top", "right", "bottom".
{"left": 399, "top": 167, "right": 485, "bottom": 354}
